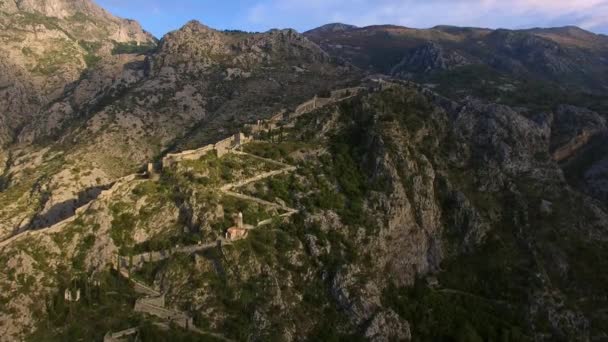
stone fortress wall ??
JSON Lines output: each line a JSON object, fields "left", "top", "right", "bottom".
{"left": 244, "top": 86, "right": 367, "bottom": 137}
{"left": 0, "top": 173, "right": 140, "bottom": 250}
{"left": 292, "top": 86, "right": 365, "bottom": 117}
{"left": 134, "top": 295, "right": 193, "bottom": 327}
{"left": 162, "top": 145, "right": 215, "bottom": 168}
{"left": 1, "top": 82, "right": 386, "bottom": 341}
{"left": 2, "top": 82, "right": 382, "bottom": 341}
{"left": 1, "top": 85, "right": 370, "bottom": 250}
{"left": 161, "top": 132, "right": 251, "bottom": 168}
{"left": 103, "top": 327, "right": 139, "bottom": 342}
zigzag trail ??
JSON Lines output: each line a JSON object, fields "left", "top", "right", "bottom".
{"left": 0, "top": 85, "right": 365, "bottom": 251}
{"left": 103, "top": 90, "right": 365, "bottom": 340}
{"left": 2, "top": 85, "right": 370, "bottom": 340}
{"left": 109, "top": 152, "right": 298, "bottom": 342}
{"left": 117, "top": 151, "right": 299, "bottom": 276}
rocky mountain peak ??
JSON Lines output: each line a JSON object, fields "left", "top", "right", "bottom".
{"left": 2, "top": 0, "right": 106, "bottom": 18}
{"left": 180, "top": 19, "right": 216, "bottom": 33}
{"left": 154, "top": 21, "right": 331, "bottom": 72}
{"left": 156, "top": 20, "right": 232, "bottom": 63}
{"left": 0, "top": 0, "right": 155, "bottom": 148}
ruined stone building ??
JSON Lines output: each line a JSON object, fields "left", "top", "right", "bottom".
{"left": 64, "top": 288, "right": 81, "bottom": 302}
{"left": 226, "top": 212, "right": 250, "bottom": 241}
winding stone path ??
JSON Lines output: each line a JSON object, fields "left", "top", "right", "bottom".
{"left": 220, "top": 167, "right": 296, "bottom": 192}
{"left": 119, "top": 149, "right": 299, "bottom": 275}
{"left": 220, "top": 150, "right": 299, "bottom": 215}
{"left": 116, "top": 257, "right": 234, "bottom": 341}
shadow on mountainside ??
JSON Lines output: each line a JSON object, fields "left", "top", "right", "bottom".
{"left": 26, "top": 183, "right": 114, "bottom": 231}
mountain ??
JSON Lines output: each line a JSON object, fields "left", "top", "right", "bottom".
{"left": 2, "top": 78, "right": 607, "bottom": 341}
{"left": 0, "top": 0, "right": 155, "bottom": 151}
{"left": 304, "top": 24, "right": 608, "bottom": 97}
{"left": 0, "top": 3, "right": 607, "bottom": 341}
{"left": 0, "top": 16, "right": 355, "bottom": 247}
{"left": 305, "top": 22, "right": 608, "bottom": 205}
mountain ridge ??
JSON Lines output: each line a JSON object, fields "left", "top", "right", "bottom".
{"left": 0, "top": 3, "right": 607, "bottom": 341}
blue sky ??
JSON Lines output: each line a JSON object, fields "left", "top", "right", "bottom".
{"left": 97, "top": 0, "right": 608, "bottom": 38}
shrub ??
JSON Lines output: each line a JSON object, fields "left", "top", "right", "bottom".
{"left": 112, "top": 41, "right": 156, "bottom": 55}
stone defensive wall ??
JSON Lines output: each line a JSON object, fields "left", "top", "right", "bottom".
{"left": 293, "top": 86, "right": 366, "bottom": 117}
{"left": 269, "top": 110, "right": 286, "bottom": 123}
{"left": 245, "top": 87, "right": 367, "bottom": 136}
{"left": 119, "top": 240, "right": 220, "bottom": 271}
{"left": 162, "top": 144, "right": 215, "bottom": 168}
{"left": 214, "top": 135, "right": 235, "bottom": 157}
{"left": 162, "top": 133, "right": 251, "bottom": 168}
{"left": 331, "top": 86, "right": 366, "bottom": 99}
{"left": 135, "top": 297, "right": 193, "bottom": 329}
{"left": 103, "top": 327, "right": 139, "bottom": 342}
{"left": 294, "top": 97, "right": 325, "bottom": 116}
{"left": 0, "top": 173, "right": 141, "bottom": 250}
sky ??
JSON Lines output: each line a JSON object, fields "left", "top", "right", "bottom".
{"left": 97, "top": 0, "right": 608, "bottom": 38}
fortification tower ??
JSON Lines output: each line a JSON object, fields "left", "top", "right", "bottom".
{"left": 236, "top": 212, "right": 243, "bottom": 229}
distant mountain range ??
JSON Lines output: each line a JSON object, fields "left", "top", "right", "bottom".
{"left": 0, "top": 1, "right": 607, "bottom": 341}
{"left": 305, "top": 23, "right": 608, "bottom": 94}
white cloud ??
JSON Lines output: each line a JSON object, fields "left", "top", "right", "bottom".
{"left": 244, "top": 0, "right": 608, "bottom": 33}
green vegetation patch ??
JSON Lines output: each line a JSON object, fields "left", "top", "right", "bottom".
{"left": 112, "top": 41, "right": 156, "bottom": 55}
{"left": 419, "top": 64, "right": 608, "bottom": 113}
{"left": 178, "top": 152, "right": 283, "bottom": 187}
{"left": 383, "top": 281, "right": 530, "bottom": 342}
{"left": 79, "top": 41, "right": 103, "bottom": 68}
{"left": 239, "top": 172, "right": 303, "bottom": 208}
{"left": 110, "top": 201, "right": 137, "bottom": 254}
{"left": 31, "top": 38, "right": 81, "bottom": 75}
{"left": 28, "top": 271, "right": 140, "bottom": 342}
{"left": 243, "top": 141, "right": 312, "bottom": 162}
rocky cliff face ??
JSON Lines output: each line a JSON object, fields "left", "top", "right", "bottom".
{"left": 0, "top": 0, "right": 153, "bottom": 41}
{"left": 2, "top": 0, "right": 107, "bottom": 18}
{"left": 0, "top": 0, "right": 155, "bottom": 149}
{"left": 0, "top": 16, "right": 354, "bottom": 242}
{"left": 0, "top": 78, "right": 607, "bottom": 341}
{"left": 305, "top": 23, "right": 608, "bottom": 94}
{"left": 0, "top": 3, "right": 607, "bottom": 341}
{"left": 295, "top": 83, "right": 608, "bottom": 340}
{"left": 391, "top": 41, "right": 470, "bottom": 76}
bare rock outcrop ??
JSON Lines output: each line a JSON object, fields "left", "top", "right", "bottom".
{"left": 331, "top": 265, "right": 411, "bottom": 341}
{"left": 550, "top": 105, "right": 607, "bottom": 162}
{"left": 391, "top": 41, "right": 470, "bottom": 76}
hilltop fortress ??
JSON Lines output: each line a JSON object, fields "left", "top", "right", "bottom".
{"left": 159, "top": 86, "right": 366, "bottom": 171}
{"left": 161, "top": 132, "right": 251, "bottom": 169}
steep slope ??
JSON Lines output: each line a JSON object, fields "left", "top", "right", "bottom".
{"left": 305, "top": 23, "right": 608, "bottom": 206}
{"left": 0, "top": 0, "right": 155, "bottom": 149}
{"left": 0, "top": 19, "right": 356, "bottom": 242}
{"left": 1, "top": 81, "right": 606, "bottom": 341}
{"left": 305, "top": 24, "right": 608, "bottom": 96}
{"left": 0, "top": 4, "right": 606, "bottom": 340}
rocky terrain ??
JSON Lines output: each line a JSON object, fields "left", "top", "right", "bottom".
{"left": 0, "top": 1, "right": 607, "bottom": 341}
{"left": 0, "top": 10, "right": 355, "bottom": 243}
{"left": 305, "top": 23, "right": 608, "bottom": 93}
{"left": 0, "top": 0, "right": 155, "bottom": 148}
